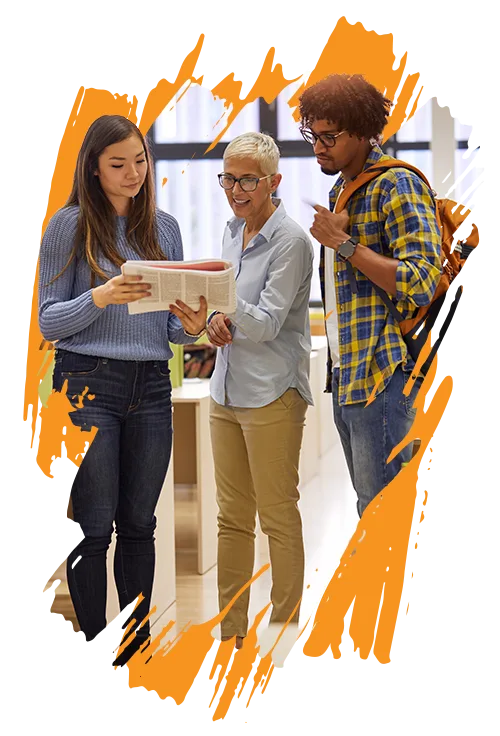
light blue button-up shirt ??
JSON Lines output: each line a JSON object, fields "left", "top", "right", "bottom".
{"left": 210, "top": 199, "right": 314, "bottom": 408}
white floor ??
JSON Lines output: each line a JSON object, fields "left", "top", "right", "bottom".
{"left": 157, "top": 434, "right": 359, "bottom": 641}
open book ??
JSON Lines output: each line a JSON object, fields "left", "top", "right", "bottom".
{"left": 122, "top": 259, "right": 237, "bottom": 315}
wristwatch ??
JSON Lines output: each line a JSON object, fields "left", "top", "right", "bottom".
{"left": 337, "top": 237, "right": 358, "bottom": 262}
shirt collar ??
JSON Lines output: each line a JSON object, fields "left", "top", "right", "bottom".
{"left": 227, "top": 198, "right": 286, "bottom": 242}
{"left": 331, "top": 143, "right": 387, "bottom": 194}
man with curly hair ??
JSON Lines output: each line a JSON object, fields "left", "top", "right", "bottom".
{"left": 299, "top": 74, "right": 442, "bottom": 517}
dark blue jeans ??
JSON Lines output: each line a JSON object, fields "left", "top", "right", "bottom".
{"left": 332, "top": 364, "right": 422, "bottom": 517}
{"left": 53, "top": 349, "right": 173, "bottom": 644}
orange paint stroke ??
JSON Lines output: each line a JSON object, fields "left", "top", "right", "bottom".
{"left": 212, "top": 603, "right": 271, "bottom": 721}
{"left": 366, "top": 374, "right": 385, "bottom": 406}
{"left": 213, "top": 596, "right": 304, "bottom": 715}
{"left": 302, "top": 375, "right": 453, "bottom": 663}
{"left": 139, "top": 606, "right": 156, "bottom": 629}
{"left": 132, "top": 593, "right": 144, "bottom": 613}
{"left": 388, "top": 365, "right": 449, "bottom": 465}
{"left": 23, "top": 17, "right": 478, "bottom": 719}
{"left": 114, "top": 618, "right": 140, "bottom": 661}
{"left": 138, "top": 35, "right": 204, "bottom": 134}
{"left": 25, "top": 18, "right": 428, "bottom": 482}
{"left": 122, "top": 618, "right": 137, "bottom": 641}
{"left": 206, "top": 46, "right": 295, "bottom": 153}
{"left": 37, "top": 382, "right": 98, "bottom": 478}
{"left": 246, "top": 610, "right": 310, "bottom": 708}
{"left": 404, "top": 335, "right": 435, "bottom": 397}
{"left": 125, "top": 564, "right": 269, "bottom": 705}
{"left": 287, "top": 17, "right": 422, "bottom": 138}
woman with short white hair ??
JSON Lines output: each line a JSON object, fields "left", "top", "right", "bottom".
{"left": 208, "top": 131, "right": 314, "bottom": 650}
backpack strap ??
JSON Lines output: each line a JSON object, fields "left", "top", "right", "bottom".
{"left": 334, "top": 158, "right": 433, "bottom": 213}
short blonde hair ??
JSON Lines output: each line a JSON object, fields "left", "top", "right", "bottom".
{"left": 223, "top": 132, "right": 280, "bottom": 177}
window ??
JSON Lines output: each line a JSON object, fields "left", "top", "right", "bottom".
{"left": 156, "top": 159, "right": 231, "bottom": 261}
{"left": 453, "top": 117, "right": 482, "bottom": 207}
{"left": 276, "top": 80, "right": 305, "bottom": 141}
{"left": 396, "top": 101, "right": 432, "bottom": 142}
{"left": 150, "top": 92, "right": 475, "bottom": 304}
{"left": 155, "top": 84, "right": 260, "bottom": 144}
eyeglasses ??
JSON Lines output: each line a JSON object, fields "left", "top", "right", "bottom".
{"left": 218, "top": 173, "right": 274, "bottom": 192}
{"left": 300, "top": 128, "right": 346, "bottom": 148}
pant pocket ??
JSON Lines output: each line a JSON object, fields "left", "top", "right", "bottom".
{"left": 60, "top": 351, "right": 101, "bottom": 377}
{"left": 276, "top": 388, "right": 304, "bottom": 410}
{"left": 401, "top": 365, "right": 421, "bottom": 417}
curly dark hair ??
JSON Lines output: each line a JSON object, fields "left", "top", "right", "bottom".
{"left": 299, "top": 74, "right": 393, "bottom": 140}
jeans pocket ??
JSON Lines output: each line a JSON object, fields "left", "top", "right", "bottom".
{"left": 60, "top": 352, "right": 101, "bottom": 377}
{"left": 155, "top": 361, "right": 171, "bottom": 378}
{"left": 401, "top": 365, "right": 421, "bottom": 417}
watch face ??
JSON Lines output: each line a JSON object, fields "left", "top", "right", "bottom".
{"left": 339, "top": 239, "right": 356, "bottom": 259}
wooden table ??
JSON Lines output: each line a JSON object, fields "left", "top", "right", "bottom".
{"left": 171, "top": 379, "right": 218, "bottom": 575}
{"left": 311, "top": 335, "right": 337, "bottom": 457}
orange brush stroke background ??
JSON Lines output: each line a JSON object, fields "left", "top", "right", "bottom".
{"left": 25, "top": 18, "right": 471, "bottom": 717}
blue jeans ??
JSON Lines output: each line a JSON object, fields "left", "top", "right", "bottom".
{"left": 53, "top": 349, "right": 173, "bottom": 645}
{"left": 332, "top": 364, "right": 421, "bottom": 517}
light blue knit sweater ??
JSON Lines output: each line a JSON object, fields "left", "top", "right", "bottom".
{"left": 38, "top": 205, "right": 196, "bottom": 360}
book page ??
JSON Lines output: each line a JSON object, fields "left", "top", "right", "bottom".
{"left": 122, "top": 260, "right": 236, "bottom": 315}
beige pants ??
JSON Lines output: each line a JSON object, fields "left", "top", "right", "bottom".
{"left": 209, "top": 389, "right": 307, "bottom": 638}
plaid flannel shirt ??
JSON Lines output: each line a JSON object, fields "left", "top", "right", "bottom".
{"left": 320, "top": 144, "right": 442, "bottom": 405}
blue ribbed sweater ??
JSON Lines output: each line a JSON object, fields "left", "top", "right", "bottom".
{"left": 38, "top": 205, "right": 196, "bottom": 360}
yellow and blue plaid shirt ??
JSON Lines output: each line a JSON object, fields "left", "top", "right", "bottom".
{"left": 320, "top": 144, "right": 442, "bottom": 405}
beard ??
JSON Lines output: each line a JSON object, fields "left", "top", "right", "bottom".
{"left": 320, "top": 165, "right": 340, "bottom": 176}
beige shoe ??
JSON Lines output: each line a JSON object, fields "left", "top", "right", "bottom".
{"left": 257, "top": 623, "right": 299, "bottom": 667}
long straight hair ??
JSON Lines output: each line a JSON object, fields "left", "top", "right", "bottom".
{"left": 59, "top": 115, "right": 166, "bottom": 286}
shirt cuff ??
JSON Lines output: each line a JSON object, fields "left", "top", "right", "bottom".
{"left": 207, "top": 311, "right": 221, "bottom": 326}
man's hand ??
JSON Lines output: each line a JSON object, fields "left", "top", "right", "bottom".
{"left": 207, "top": 313, "right": 232, "bottom": 347}
{"left": 310, "top": 206, "right": 350, "bottom": 250}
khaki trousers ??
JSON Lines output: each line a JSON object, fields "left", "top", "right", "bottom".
{"left": 209, "top": 389, "right": 307, "bottom": 638}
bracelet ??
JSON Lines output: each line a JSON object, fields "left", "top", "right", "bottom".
{"left": 183, "top": 327, "right": 207, "bottom": 339}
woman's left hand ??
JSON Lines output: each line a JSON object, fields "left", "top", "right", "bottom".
{"left": 169, "top": 296, "right": 208, "bottom": 335}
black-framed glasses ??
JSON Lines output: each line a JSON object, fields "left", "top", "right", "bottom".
{"left": 217, "top": 173, "right": 274, "bottom": 192}
{"left": 300, "top": 128, "right": 346, "bottom": 148}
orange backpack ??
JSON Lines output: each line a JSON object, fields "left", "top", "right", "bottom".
{"left": 335, "top": 158, "right": 479, "bottom": 372}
